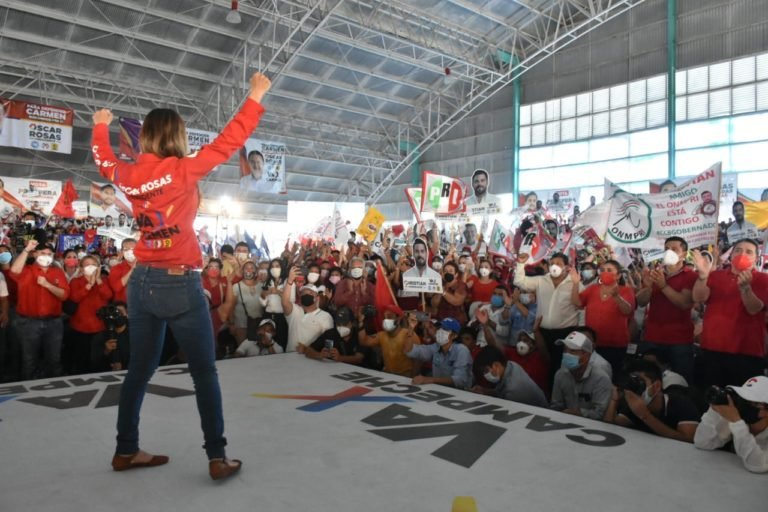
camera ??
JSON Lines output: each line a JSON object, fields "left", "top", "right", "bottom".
{"left": 705, "top": 385, "right": 733, "bottom": 406}
{"left": 620, "top": 374, "right": 647, "bottom": 396}
{"left": 705, "top": 386, "right": 761, "bottom": 424}
{"left": 97, "top": 304, "right": 124, "bottom": 333}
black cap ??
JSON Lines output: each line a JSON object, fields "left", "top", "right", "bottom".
{"left": 334, "top": 307, "right": 353, "bottom": 325}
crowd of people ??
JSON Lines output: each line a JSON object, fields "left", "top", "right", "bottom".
{"left": 0, "top": 200, "right": 766, "bottom": 473}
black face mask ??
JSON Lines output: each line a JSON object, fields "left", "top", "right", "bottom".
{"left": 115, "top": 315, "right": 128, "bottom": 328}
{"left": 300, "top": 294, "right": 315, "bottom": 307}
{"left": 444, "top": 273, "right": 455, "bottom": 283}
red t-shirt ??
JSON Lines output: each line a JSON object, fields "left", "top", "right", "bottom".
{"left": 69, "top": 277, "right": 113, "bottom": 333}
{"left": 468, "top": 276, "right": 500, "bottom": 304}
{"left": 700, "top": 270, "right": 768, "bottom": 357}
{"left": 506, "top": 348, "right": 550, "bottom": 396}
{"left": 10, "top": 264, "right": 70, "bottom": 317}
{"left": 579, "top": 284, "right": 636, "bottom": 348}
{"left": 108, "top": 261, "right": 132, "bottom": 304}
{"left": 92, "top": 99, "right": 265, "bottom": 268}
{"left": 644, "top": 267, "right": 698, "bottom": 345}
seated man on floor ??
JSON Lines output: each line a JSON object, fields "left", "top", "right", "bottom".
{"left": 604, "top": 359, "right": 700, "bottom": 443}
{"left": 359, "top": 304, "right": 420, "bottom": 378}
{"left": 305, "top": 307, "right": 366, "bottom": 366}
{"left": 472, "top": 345, "right": 548, "bottom": 408}
{"left": 234, "top": 318, "right": 283, "bottom": 357}
{"left": 694, "top": 376, "right": 768, "bottom": 473}
{"left": 403, "top": 317, "right": 472, "bottom": 389}
{"left": 550, "top": 331, "right": 612, "bottom": 419}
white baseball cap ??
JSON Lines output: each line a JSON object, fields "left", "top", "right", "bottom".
{"left": 258, "top": 318, "right": 276, "bottom": 329}
{"left": 555, "top": 331, "right": 593, "bottom": 353}
{"left": 729, "top": 376, "right": 768, "bottom": 404}
{"left": 300, "top": 284, "right": 319, "bottom": 294}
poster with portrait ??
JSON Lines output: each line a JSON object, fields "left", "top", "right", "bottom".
{"left": 402, "top": 236, "right": 443, "bottom": 293}
{"left": 465, "top": 169, "right": 502, "bottom": 216}
{"left": 89, "top": 182, "right": 132, "bottom": 221}
{"left": 0, "top": 176, "right": 61, "bottom": 216}
{"left": 0, "top": 98, "right": 73, "bottom": 154}
{"left": 518, "top": 188, "right": 580, "bottom": 217}
{"left": 238, "top": 139, "right": 287, "bottom": 194}
{"left": 649, "top": 174, "right": 736, "bottom": 223}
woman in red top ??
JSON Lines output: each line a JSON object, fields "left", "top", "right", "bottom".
{"left": 68, "top": 255, "right": 113, "bottom": 374}
{"left": 91, "top": 72, "right": 271, "bottom": 481}
{"left": 570, "top": 260, "right": 635, "bottom": 378}
{"left": 467, "top": 259, "right": 500, "bottom": 304}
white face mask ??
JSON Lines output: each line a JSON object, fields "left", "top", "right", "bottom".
{"left": 350, "top": 267, "right": 364, "bottom": 279}
{"left": 307, "top": 272, "right": 320, "bottom": 284}
{"left": 258, "top": 269, "right": 268, "bottom": 277}
{"left": 479, "top": 268, "right": 491, "bottom": 277}
{"left": 123, "top": 249, "right": 136, "bottom": 263}
{"left": 642, "top": 386, "right": 657, "bottom": 406}
{"left": 108, "top": 258, "right": 120, "bottom": 267}
{"left": 236, "top": 253, "right": 249, "bottom": 262}
{"left": 432, "top": 261, "right": 443, "bottom": 271}
{"left": 36, "top": 254, "right": 53, "bottom": 267}
{"left": 435, "top": 329, "right": 451, "bottom": 346}
{"left": 484, "top": 369, "right": 500, "bottom": 384}
{"left": 516, "top": 341, "right": 531, "bottom": 356}
{"left": 25, "top": 220, "right": 35, "bottom": 228}
{"left": 77, "top": 251, "right": 87, "bottom": 260}
{"left": 83, "top": 265, "right": 98, "bottom": 276}
{"left": 458, "top": 264, "right": 466, "bottom": 273}
{"left": 520, "top": 294, "right": 532, "bottom": 305}
{"left": 270, "top": 268, "right": 281, "bottom": 279}
{"left": 382, "top": 318, "right": 397, "bottom": 332}
{"left": 549, "top": 264, "right": 563, "bottom": 278}
{"left": 662, "top": 249, "right": 680, "bottom": 266}
{"left": 337, "top": 326, "right": 351, "bottom": 338}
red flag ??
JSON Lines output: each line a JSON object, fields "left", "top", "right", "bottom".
{"left": 51, "top": 179, "right": 79, "bottom": 218}
{"left": 374, "top": 260, "right": 398, "bottom": 331}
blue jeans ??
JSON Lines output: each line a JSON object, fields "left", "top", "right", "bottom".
{"left": 15, "top": 316, "right": 63, "bottom": 380}
{"left": 637, "top": 342, "right": 695, "bottom": 385}
{"left": 117, "top": 265, "right": 228, "bottom": 460}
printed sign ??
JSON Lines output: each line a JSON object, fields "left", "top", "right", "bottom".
{"left": 239, "top": 139, "right": 287, "bottom": 194}
{"left": 0, "top": 98, "right": 73, "bottom": 154}
{"left": 89, "top": 182, "right": 132, "bottom": 218}
{"left": 403, "top": 275, "right": 443, "bottom": 294}
{"left": 0, "top": 177, "right": 62, "bottom": 216}
{"left": 356, "top": 207, "right": 386, "bottom": 244}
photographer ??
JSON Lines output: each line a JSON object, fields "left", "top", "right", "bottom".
{"left": 233, "top": 318, "right": 282, "bottom": 357}
{"left": 694, "top": 376, "right": 768, "bottom": 473}
{"left": 305, "top": 307, "right": 366, "bottom": 365}
{"left": 604, "top": 359, "right": 700, "bottom": 443}
{"left": 91, "top": 302, "right": 130, "bottom": 372}
{"left": 68, "top": 254, "right": 113, "bottom": 374}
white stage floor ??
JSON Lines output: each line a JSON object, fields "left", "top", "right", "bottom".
{"left": 0, "top": 354, "right": 764, "bottom": 512}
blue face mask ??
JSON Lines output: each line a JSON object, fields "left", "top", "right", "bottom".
{"left": 0, "top": 252, "right": 11, "bottom": 265}
{"left": 490, "top": 295, "right": 504, "bottom": 308}
{"left": 562, "top": 353, "right": 581, "bottom": 371}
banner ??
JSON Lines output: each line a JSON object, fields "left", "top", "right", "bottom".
{"left": 518, "top": 188, "right": 580, "bottom": 220}
{"left": 487, "top": 219, "right": 513, "bottom": 260}
{"left": 57, "top": 234, "right": 85, "bottom": 254}
{"left": 239, "top": 139, "right": 287, "bottom": 194}
{"left": 405, "top": 187, "right": 423, "bottom": 223}
{"left": 356, "top": 207, "right": 386, "bottom": 244}
{"left": 648, "top": 173, "right": 736, "bottom": 223}
{"left": 465, "top": 169, "right": 502, "bottom": 216}
{"left": 0, "top": 177, "right": 61, "bottom": 216}
{"left": 419, "top": 171, "right": 467, "bottom": 215}
{"left": 89, "top": 182, "right": 132, "bottom": 218}
{"left": 744, "top": 202, "right": 768, "bottom": 230}
{"left": 0, "top": 98, "right": 73, "bottom": 154}
{"left": 71, "top": 200, "right": 89, "bottom": 219}
{"left": 118, "top": 118, "right": 218, "bottom": 161}
{"left": 584, "top": 163, "right": 722, "bottom": 250}
{"left": 332, "top": 205, "right": 350, "bottom": 249}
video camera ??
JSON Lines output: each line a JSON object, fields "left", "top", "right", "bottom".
{"left": 706, "top": 385, "right": 761, "bottom": 424}
{"left": 97, "top": 304, "right": 124, "bottom": 336}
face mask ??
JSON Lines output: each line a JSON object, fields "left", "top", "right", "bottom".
{"left": 491, "top": 295, "right": 504, "bottom": 308}
{"left": 479, "top": 268, "right": 491, "bottom": 277}
{"left": 382, "top": 318, "right": 397, "bottom": 332}
{"left": 662, "top": 249, "right": 680, "bottom": 266}
{"left": 432, "top": 261, "right": 443, "bottom": 271}
{"left": 549, "top": 264, "right": 563, "bottom": 278}
{"left": 329, "top": 275, "right": 341, "bottom": 285}
{"left": 108, "top": 258, "right": 120, "bottom": 267}
{"left": 64, "top": 258, "right": 78, "bottom": 268}
{"left": 516, "top": 342, "right": 531, "bottom": 356}
{"left": 244, "top": 271, "right": 256, "bottom": 280}
{"left": 484, "top": 369, "right": 500, "bottom": 384}
{"left": 300, "top": 294, "right": 315, "bottom": 307}
{"left": 320, "top": 269, "right": 329, "bottom": 279}
{"left": 115, "top": 315, "right": 128, "bottom": 328}
{"left": 520, "top": 294, "right": 531, "bottom": 305}
{"left": 350, "top": 267, "right": 364, "bottom": 279}
{"left": 207, "top": 268, "right": 221, "bottom": 278}
{"left": 258, "top": 269, "right": 268, "bottom": 278}
{"left": 599, "top": 271, "right": 617, "bottom": 286}
{"left": 261, "top": 331, "right": 273, "bottom": 342}
{"left": 737, "top": 402, "right": 762, "bottom": 425}
{"left": 732, "top": 253, "right": 754, "bottom": 272}
{"left": 561, "top": 352, "right": 581, "bottom": 371}
{"left": 77, "top": 251, "right": 87, "bottom": 260}
{"left": 0, "top": 253, "right": 11, "bottom": 265}
{"left": 435, "top": 329, "right": 451, "bottom": 346}
{"left": 581, "top": 269, "right": 595, "bottom": 281}
{"left": 270, "top": 268, "right": 282, "bottom": 279}
{"left": 236, "top": 253, "right": 249, "bottom": 262}
{"left": 307, "top": 272, "right": 320, "bottom": 284}
{"left": 25, "top": 220, "right": 35, "bottom": 228}
{"left": 458, "top": 264, "right": 466, "bottom": 273}
{"left": 337, "top": 326, "right": 351, "bottom": 338}
{"left": 642, "top": 387, "right": 656, "bottom": 406}
{"left": 444, "top": 273, "right": 455, "bottom": 283}
{"left": 36, "top": 254, "right": 53, "bottom": 267}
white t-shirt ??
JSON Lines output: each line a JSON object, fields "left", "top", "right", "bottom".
{"left": 286, "top": 305, "right": 334, "bottom": 353}
{"left": 232, "top": 281, "right": 264, "bottom": 329}
{"left": 726, "top": 220, "right": 759, "bottom": 244}
{"left": 235, "top": 339, "right": 284, "bottom": 357}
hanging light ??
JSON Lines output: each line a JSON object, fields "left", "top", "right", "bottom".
{"left": 226, "top": 0, "right": 242, "bottom": 24}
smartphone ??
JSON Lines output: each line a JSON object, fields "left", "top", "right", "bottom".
{"left": 324, "top": 339, "right": 334, "bottom": 357}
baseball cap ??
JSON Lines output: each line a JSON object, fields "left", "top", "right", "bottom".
{"left": 334, "top": 307, "right": 353, "bottom": 325}
{"left": 300, "top": 284, "right": 319, "bottom": 294}
{"left": 555, "top": 331, "right": 593, "bottom": 353}
{"left": 728, "top": 376, "right": 768, "bottom": 404}
{"left": 258, "top": 318, "right": 276, "bottom": 329}
{"left": 440, "top": 317, "right": 461, "bottom": 333}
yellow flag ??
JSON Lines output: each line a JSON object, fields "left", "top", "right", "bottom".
{"left": 744, "top": 201, "right": 768, "bottom": 230}
{"left": 356, "top": 206, "right": 386, "bottom": 243}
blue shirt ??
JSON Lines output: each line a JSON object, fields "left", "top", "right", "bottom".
{"left": 407, "top": 342, "right": 473, "bottom": 389}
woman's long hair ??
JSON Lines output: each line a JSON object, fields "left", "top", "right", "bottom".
{"left": 139, "top": 108, "right": 189, "bottom": 158}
